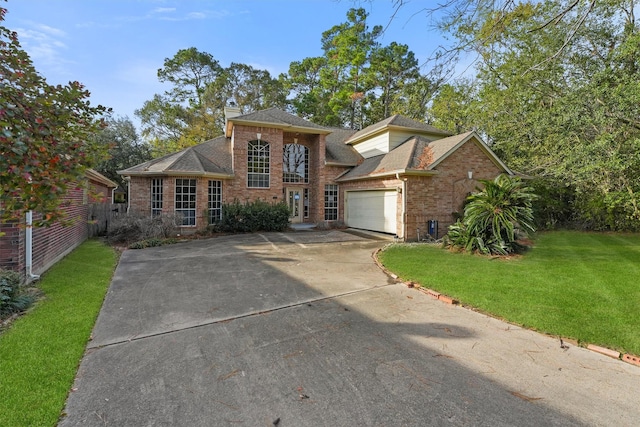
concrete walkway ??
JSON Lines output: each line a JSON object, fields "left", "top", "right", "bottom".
{"left": 60, "top": 231, "right": 640, "bottom": 426}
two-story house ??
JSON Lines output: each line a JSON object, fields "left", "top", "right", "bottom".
{"left": 119, "top": 107, "right": 512, "bottom": 240}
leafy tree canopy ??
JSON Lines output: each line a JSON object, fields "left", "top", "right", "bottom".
{"left": 94, "top": 116, "right": 152, "bottom": 192}
{"left": 139, "top": 7, "right": 442, "bottom": 152}
{"left": 424, "top": 0, "right": 640, "bottom": 231}
{"left": 0, "top": 5, "right": 110, "bottom": 226}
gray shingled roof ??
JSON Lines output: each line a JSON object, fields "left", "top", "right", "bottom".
{"left": 119, "top": 113, "right": 503, "bottom": 181}
{"left": 344, "top": 115, "right": 451, "bottom": 145}
{"left": 229, "top": 107, "right": 330, "bottom": 133}
{"left": 338, "top": 131, "right": 487, "bottom": 181}
{"left": 118, "top": 136, "right": 233, "bottom": 177}
{"left": 325, "top": 128, "right": 361, "bottom": 165}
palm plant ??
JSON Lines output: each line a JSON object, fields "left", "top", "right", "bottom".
{"left": 445, "top": 174, "right": 537, "bottom": 255}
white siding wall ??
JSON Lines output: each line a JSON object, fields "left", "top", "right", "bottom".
{"left": 352, "top": 132, "right": 390, "bottom": 158}
{"left": 352, "top": 130, "right": 443, "bottom": 158}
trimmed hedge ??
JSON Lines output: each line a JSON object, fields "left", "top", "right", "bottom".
{"left": 211, "top": 199, "right": 290, "bottom": 233}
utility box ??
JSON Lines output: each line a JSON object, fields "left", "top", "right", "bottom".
{"left": 428, "top": 220, "right": 438, "bottom": 239}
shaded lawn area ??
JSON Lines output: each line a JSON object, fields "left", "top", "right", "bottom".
{"left": 378, "top": 231, "right": 640, "bottom": 356}
{"left": 0, "top": 240, "right": 117, "bottom": 427}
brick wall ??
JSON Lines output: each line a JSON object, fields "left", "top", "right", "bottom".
{"left": 31, "top": 185, "right": 89, "bottom": 275}
{"left": 0, "top": 184, "right": 89, "bottom": 278}
{"left": 126, "top": 126, "right": 335, "bottom": 231}
{"left": 89, "top": 178, "right": 112, "bottom": 203}
{"left": 1, "top": 178, "right": 114, "bottom": 279}
{"left": 0, "top": 218, "right": 24, "bottom": 273}
{"left": 404, "top": 138, "right": 503, "bottom": 240}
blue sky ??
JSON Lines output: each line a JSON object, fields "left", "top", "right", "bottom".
{"left": 4, "top": 0, "right": 449, "bottom": 129}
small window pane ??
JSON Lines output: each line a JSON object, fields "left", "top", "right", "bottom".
{"left": 208, "top": 180, "right": 222, "bottom": 224}
{"left": 248, "top": 140, "right": 270, "bottom": 188}
{"left": 283, "top": 144, "right": 309, "bottom": 183}
{"left": 175, "top": 178, "right": 196, "bottom": 226}
{"left": 324, "top": 184, "right": 338, "bottom": 221}
{"left": 151, "top": 178, "right": 163, "bottom": 217}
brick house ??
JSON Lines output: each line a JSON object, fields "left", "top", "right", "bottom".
{"left": 119, "top": 107, "right": 512, "bottom": 241}
{"left": 0, "top": 169, "right": 117, "bottom": 280}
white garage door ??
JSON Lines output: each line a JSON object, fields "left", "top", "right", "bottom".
{"left": 346, "top": 190, "right": 398, "bottom": 234}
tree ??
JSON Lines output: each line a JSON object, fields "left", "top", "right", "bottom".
{"left": 365, "top": 42, "right": 421, "bottom": 123}
{"left": 428, "top": 80, "right": 477, "bottom": 134}
{"left": 0, "top": 6, "right": 110, "bottom": 226}
{"left": 445, "top": 174, "right": 537, "bottom": 255}
{"left": 157, "top": 47, "right": 222, "bottom": 108}
{"left": 284, "top": 56, "right": 332, "bottom": 123}
{"left": 94, "top": 116, "right": 152, "bottom": 192}
{"left": 138, "top": 50, "right": 288, "bottom": 155}
{"left": 419, "top": 0, "right": 640, "bottom": 231}
{"left": 137, "top": 48, "right": 223, "bottom": 155}
{"left": 135, "top": 94, "right": 190, "bottom": 155}
{"left": 320, "top": 7, "right": 382, "bottom": 129}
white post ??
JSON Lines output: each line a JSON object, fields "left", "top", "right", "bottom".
{"left": 25, "top": 211, "right": 40, "bottom": 280}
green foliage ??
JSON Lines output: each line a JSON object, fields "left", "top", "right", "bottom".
{"left": 137, "top": 49, "right": 287, "bottom": 156}
{"left": 0, "top": 240, "right": 116, "bottom": 427}
{"left": 284, "top": 8, "right": 438, "bottom": 128}
{"left": 427, "top": 0, "right": 640, "bottom": 231}
{"left": 529, "top": 178, "right": 575, "bottom": 230}
{"left": 136, "top": 8, "right": 445, "bottom": 150}
{"left": 94, "top": 116, "right": 152, "bottom": 191}
{"left": 0, "top": 269, "right": 34, "bottom": 317}
{"left": 445, "top": 174, "right": 537, "bottom": 255}
{"left": 212, "top": 199, "right": 290, "bottom": 233}
{"left": 429, "top": 81, "right": 477, "bottom": 134}
{"left": 0, "top": 6, "right": 111, "bottom": 226}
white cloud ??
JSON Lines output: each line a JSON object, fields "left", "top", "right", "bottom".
{"left": 152, "top": 7, "right": 176, "bottom": 14}
{"left": 186, "top": 12, "right": 206, "bottom": 20}
{"left": 33, "top": 23, "right": 67, "bottom": 38}
{"left": 15, "top": 25, "right": 72, "bottom": 74}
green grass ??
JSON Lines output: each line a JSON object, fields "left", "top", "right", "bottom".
{"left": 379, "top": 231, "right": 640, "bottom": 355}
{"left": 0, "top": 240, "right": 117, "bottom": 427}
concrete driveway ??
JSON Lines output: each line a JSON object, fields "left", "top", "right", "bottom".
{"left": 60, "top": 230, "right": 640, "bottom": 426}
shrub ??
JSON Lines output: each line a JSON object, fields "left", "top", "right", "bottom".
{"left": 107, "top": 212, "right": 180, "bottom": 244}
{"left": 0, "top": 269, "right": 35, "bottom": 317}
{"left": 128, "top": 237, "right": 180, "bottom": 250}
{"left": 212, "top": 199, "right": 290, "bottom": 233}
{"left": 444, "top": 174, "right": 537, "bottom": 255}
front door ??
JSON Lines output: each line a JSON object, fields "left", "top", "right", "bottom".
{"left": 287, "top": 188, "right": 303, "bottom": 223}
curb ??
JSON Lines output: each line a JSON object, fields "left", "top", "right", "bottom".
{"left": 623, "top": 354, "right": 640, "bottom": 367}
{"left": 372, "top": 247, "right": 640, "bottom": 368}
{"left": 587, "top": 344, "right": 620, "bottom": 359}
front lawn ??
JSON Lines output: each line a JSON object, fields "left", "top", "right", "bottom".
{"left": 378, "top": 231, "right": 640, "bottom": 355}
{"left": 0, "top": 240, "right": 117, "bottom": 427}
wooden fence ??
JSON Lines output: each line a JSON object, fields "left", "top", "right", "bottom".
{"left": 88, "top": 203, "right": 127, "bottom": 237}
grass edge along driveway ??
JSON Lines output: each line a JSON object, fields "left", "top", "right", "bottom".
{"left": 378, "top": 231, "right": 640, "bottom": 356}
{"left": 0, "top": 239, "right": 117, "bottom": 427}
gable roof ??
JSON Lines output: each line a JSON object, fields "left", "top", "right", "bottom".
{"left": 225, "top": 107, "right": 331, "bottom": 137}
{"left": 337, "top": 131, "right": 512, "bottom": 182}
{"left": 85, "top": 168, "right": 118, "bottom": 188}
{"left": 118, "top": 136, "right": 233, "bottom": 178}
{"left": 344, "top": 114, "right": 451, "bottom": 146}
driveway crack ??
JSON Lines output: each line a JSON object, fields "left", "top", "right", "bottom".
{"left": 90, "top": 283, "right": 395, "bottom": 350}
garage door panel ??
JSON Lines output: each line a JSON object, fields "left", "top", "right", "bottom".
{"left": 346, "top": 190, "right": 397, "bottom": 234}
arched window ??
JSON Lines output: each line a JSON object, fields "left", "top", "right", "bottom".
{"left": 247, "top": 140, "right": 270, "bottom": 188}
{"left": 283, "top": 144, "right": 309, "bottom": 183}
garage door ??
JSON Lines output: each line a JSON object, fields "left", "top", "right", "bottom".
{"left": 346, "top": 190, "right": 398, "bottom": 234}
